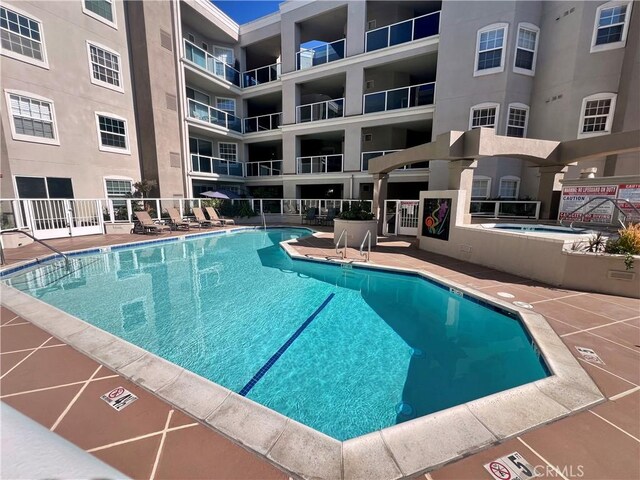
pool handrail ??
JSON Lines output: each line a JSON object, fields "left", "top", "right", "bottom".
{"left": 359, "top": 229, "right": 371, "bottom": 262}
{"left": 336, "top": 228, "right": 347, "bottom": 259}
{"left": 0, "top": 228, "right": 70, "bottom": 270}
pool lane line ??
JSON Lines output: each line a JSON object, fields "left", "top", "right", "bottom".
{"left": 238, "top": 292, "right": 335, "bottom": 397}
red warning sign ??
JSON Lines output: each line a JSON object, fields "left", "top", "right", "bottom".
{"left": 489, "top": 461, "right": 512, "bottom": 480}
{"left": 108, "top": 387, "right": 125, "bottom": 399}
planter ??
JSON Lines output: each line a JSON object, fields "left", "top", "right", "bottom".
{"left": 105, "top": 222, "right": 134, "bottom": 234}
{"left": 334, "top": 219, "right": 378, "bottom": 248}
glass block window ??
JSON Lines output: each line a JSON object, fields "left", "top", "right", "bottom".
{"left": 219, "top": 142, "right": 237, "bottom": 162}
{"left": 98, "top": 115, "right": 127, "bottom": 150}
{"left": 84, "top": 0, "right": 114, "bottom": 23}
{"left": 476, "top": 25, "right": 506, "bottom": 72}
{"left": 581, "top": 97, "right": 614, "bottom": 134}
{"left": 89, "top": 43, "right": 121, "bottom": 88}
{"left": 515, "top": 26, "right": 538, "bottom": 72}
{"left": 0, "top": 7, "right": 45, "bottom": 62}
{"left": 472, "top": 178, "right": 491, "bottom": 199}
{"left": 470, "top": 105, "right": 498, "bottom": 129}
{"left": 499, "top": 177, "right": 520, "bottom": 199}
{"left": 9, "top": 94, "right": 55, "bottom": 139}
{"left": 506, "top": 105, "right": 528, "bottom": 137}
{"left": 595, "top": 3, "right": 627, "bottom": 45}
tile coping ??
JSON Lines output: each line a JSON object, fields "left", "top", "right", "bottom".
{"left": 0, "top": 227, "right": 606, "bottom": 480}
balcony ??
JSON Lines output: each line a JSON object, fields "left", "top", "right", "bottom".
{"left": 187, "top": 98, "right": 242, "bottom": 133}
{"left": 242, "top": 62, "right": 281, "bottom": 88}
{"left": 183, "top": 39, "right": 241, "bottom": 87}
{"left": 191, "top": 154, "right": 244, "bottom": 177}
{"left": 296, "top": 154, "right": 343, "bottom": 174}
{"left": 361, "top": 150, "right": 401, "bottom": 171}
{"left": 365, "top": 11, "right": 440, "bottom": 52}
{"left": 296, "top": 39, "right": 346, "bottom": 70}
{"left": 363, "top": 83, "right": 435, "bottom": 114}
{"left": 245, "top": 160, "right": 283, "bottom": 177}
{"left": 243, "top": 112, "right": 282, "bottom": 134}
{"left": 296, "top": 98, "right": 344, "bottom": 123}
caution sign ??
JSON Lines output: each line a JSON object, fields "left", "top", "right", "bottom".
{"left": 101, "top": 386, "right": 138, "bottom": 411}
{"left": 484, "top": 452, "right": 538, "bottom": 480}
{"left": 558, "top": 185, "right": 618, "bottom": 224}
{"left": 576, "top": 346, "right": 605, "bottom": 365}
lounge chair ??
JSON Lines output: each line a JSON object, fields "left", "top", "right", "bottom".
{"left": 134, "top": 211, "right": 171, "bottom": 235}
{"left": 166, "top": 207, "right": 200, "bottom": 230}
{"left": 302, "top": 207, "right": 317, "bottom": 225}
{"left": 193, "top": 207, "right": 222, "bottom": 227}
{"left": 205, "top": 206, "right": 235, "bottom": 225}
{"left": 322, "top": 208, "right": 337, "bottom": 226}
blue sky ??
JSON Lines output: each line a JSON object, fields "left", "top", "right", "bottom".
{"left": 212, "top": 1, "right": 283, "bottom": 24}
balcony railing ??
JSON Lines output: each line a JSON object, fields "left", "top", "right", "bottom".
{"left": 242, "top": 62, "right": 281, "bottom": 88}
{"left": 296, "top": 154, "right": 343, "bottom": 174}
{"left": 471, "top": 200, "right": 541, "bottom": 219}
{"left": 296, "top": 98, "right": 344, "bottom": 123}
{"left": 190, "top": 154, "right": 244, "bottom": 177}
{"left": 183, "top": 39, "right": 241, "bottom": 87}
{"left": 365, "top": 11, "right": 441, "bottom": 52}
{"left": 363, "top": 82, "right": 435, "bottom": 114}
{"left": 296, "top": 39, "right": 346, "bottom": 70}
{"left": 361, "top": 150, "right": 401, "bottom": 171}
{"left": 245, "top": 160, "right": 283, "bottom": 177}
{"left": 187, "top": 98, "right": 242, "bottom": 133}
{"left": 243, "top": 112, "right": 282, "bottom": 134}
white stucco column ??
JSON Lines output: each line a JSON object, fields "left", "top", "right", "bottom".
{"left": 537, "top": 165, "right": 566, "bottom": 220}
{"left": 448, "top": 159, "right": 477, "bottom": 224}
{"left": 372, "top": 173, "right": 389, "bottom": 234}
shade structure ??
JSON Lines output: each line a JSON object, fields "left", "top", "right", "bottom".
{"left": 200, "top": 190, "right": 241, "bottom": 199}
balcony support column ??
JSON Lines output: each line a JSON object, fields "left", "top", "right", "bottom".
{"left": 448, "top": 159, "right": 477, "bottom": 224}
{"left": 372, "top": 173, "right": 389, "bottom": 235}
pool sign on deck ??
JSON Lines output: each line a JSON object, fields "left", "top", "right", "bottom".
{"left": 101, "top": 386, "right": 138, "bottom": 411}
{"left": 484, "top": 452, "right": 538, "bottom": 480}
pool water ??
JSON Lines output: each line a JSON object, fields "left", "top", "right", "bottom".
{"left": 4, "top": 228, "right": 549, "bottom": 440}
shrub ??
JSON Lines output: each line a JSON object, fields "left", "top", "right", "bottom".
{"left": 338, "top": 201, "right": 374, "bottom": 221}
{"left": 605, "top": 223, "right": 640, "bottom": 270}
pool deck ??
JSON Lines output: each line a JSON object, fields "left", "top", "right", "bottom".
{"left": 1, "top": 228, "right": 639, "bottom": 479}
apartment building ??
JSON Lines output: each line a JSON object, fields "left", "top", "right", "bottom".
{"left": 1, "top": 0, "right": 638, "bottom": 208}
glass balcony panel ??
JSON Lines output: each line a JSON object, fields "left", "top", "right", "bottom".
{"left": 387, "top": 89, "right": 410, "bottom": 110}
{"left": 311, "top": 157, "right": 323, "bottom": 173}
{"left": 228, "top": 115, "right": 242, "bottom": 132}
{"left": 243, "top": 118, "right": 257, "bottom": 133}
{"left": 191, "top": 154, "right": 199, "bottom": 171}
{"left": 313, "top": 45, "right": 328, "bottom": 67}
{"left": 327, "top": 99, "right": 344, "bottom": 118}
{"left": 210, "top": 109, "right": 226, "bottom": 128}
{"left": 366, "top": 29, "right": 389, "bottom": 52}
{"left": 327, "top": 40, "right": 345, "bottom": 62}
{"left": 186, "top": 43, "right": 206, "bottom": 69}
{"left": 272, "top": 160, "right": 282, "bottom": 175}
{"left": 363, "top": 92, "right": 385, "bottom": 113}
{"left": 298, "top": 105, "right": 311, "bottom": 123}
{"left": 200, "top": 156, "right": 211, "bottom": 173}
{"left": 326, "top": 156, "right": 342, "bottom": 172}
{"left": 414, "top": 83, "right": 435, "bottom": 106}
{"left": 389, "top": 20, "right": 412, "bottom": 47}
{"left": 414, "top": 11, "right": 440, "bottom": 39}
{"left": 299, "top": 158, "right": 311, "bottom": 174}
{"left": 228, "top": 162, "right": 243, "bottom": 176}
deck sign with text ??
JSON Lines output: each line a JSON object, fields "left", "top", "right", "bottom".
{"left": 617, "top": 184, "right": 640, "bottom": 222}
{"left": 559, "top": 185, "right": 618, "bottom": 223}
{"left": 484, "top": 452, "right": 538, "bottom": 480}
{"left": 101, "top": 386, "right": 138, "bottom": 411}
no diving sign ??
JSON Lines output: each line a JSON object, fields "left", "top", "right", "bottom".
{"left": 484, "top": 452, "right": 538, "bottom": 480}
{"left": 101, "top": 386, "right": 138, "bottom": 411}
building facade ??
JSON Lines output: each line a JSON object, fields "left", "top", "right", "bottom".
{"left": 1, "top": 0, "right": 638, "bottom": 207}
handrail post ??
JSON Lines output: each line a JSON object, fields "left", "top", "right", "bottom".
{"left": 494, "top": 201, "right": 500, "bottom": 218}
{"left": 534, "top": 202, "right": 541, "bottom": 219}
{"left": 126, "top": 199, "right": 132, "bottom": 222}
{"left": 336, "top": 228, "right": 348, "bottom": 259}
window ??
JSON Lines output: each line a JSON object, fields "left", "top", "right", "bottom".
{"left": 475, "top": 23, "right": 508, "bottom": 76}
{"left": 15, "top": 176, "right": 73, "bottom": 199}
{"left": 578, "top": 93, "right": 617, "bottom": 137}
{"left": 216, "top": 97, "right": 235, "bottom": 115}
{"left": 472, "top": 177, "right": 491, "bottom": 199}
{"left": 202, "top": 42, "right": 208, "bottom": 51}
{"left": 499, "top": 176, "right": 520, "bottom": 199}
{"left": 96, "top": 113, "right": 129, "bottom": 153}
{"left": 591, "top": 1, "right": 632, "bottom": 52}
{"left": 514, "top": 23, "right": 539, "bottom": 75}
{"left": 187, "top": 33, "right": 195, "bottom": 43}
{"left": 219, "top": 142, "right": 237, "bottom": 162}
{"left": 506, "top": 104, "right": 529, "bottom": 137}
{"left": 214, "top": 46, "right": 234, "bottom": 64}
{"left": 83, "top": 0, "right": 116, "bottom": 28}
{"left": 0, "top": 6, "right": 47, "bottom": 67}
{"left": 6, "top": 91, "right": 58, "bottom": 145}
{"left": 470, "top": 103, "right": 499, "bottom": 130}
{"left": 105, "top": 178, "right": 132, "bottom": 206}
{"left": 186, "top": 87, "right": 210, "bottom": 105}
{"left": 87, "top": 42, "right": 122, "bottom": 91}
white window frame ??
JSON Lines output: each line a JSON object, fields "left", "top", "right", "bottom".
{"left": 82, "top": 0, "right": 117, "bottom": 30}
{"left": 0, "top": 3, "right": 48, "bottom": 69}
{"left": 213, "top": 45, "right": 234, "bottom": 64}
{"left": 590, "top": 1, "right": 633, "bottom": 53}
{"left": 4, "top": 89, "right": 59, "bottom": 145}
{"left": 469, "top": 102, "right": 500, "bottom": 131}
{"left": 472, "top": 176, "right": 492, "bottom": 199}
{"left": 578, "top": 92, "right": 617, "bottom": 138}
{"left": 104, "top": 176, "right": 134, "bottom": 199}
{"left": 13, "top": 174, "right": 75, "bottom": 199}
{"left": 86, "top": 41, "right": 124, "bottom": 93}
{"left": 218, "top": 142, "right": 238, "bottom": 162}
{"left": 474, "top": 23, "right": 508, "bottom": 77}
{"left": 498, "top": 176, "right": 520, "bottom": 200}
{"left": 215, "top": 97, "right": 236, "bottom": 115}
{"left": 513, "top": 23, "right": 539, "bottom": 76}
{"left": 506, "top": 103, "right": 530, "bottom": 138}
{"left": 95, "top": 112, "right": 130, "bottom": 154}
{"left": 186, "top": 86, "right": 210, "bottom": 106}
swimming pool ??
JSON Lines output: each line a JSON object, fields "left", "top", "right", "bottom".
{"left": 3, "top": 228, "right": 549, "bottom": 440}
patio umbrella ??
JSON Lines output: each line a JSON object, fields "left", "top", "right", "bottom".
{"left": 200, "top": 190, "right": 241, "bottom": 199}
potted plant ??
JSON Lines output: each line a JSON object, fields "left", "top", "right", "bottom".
{"left": 333, "top": 201, "right": 377, "bottom": 247}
